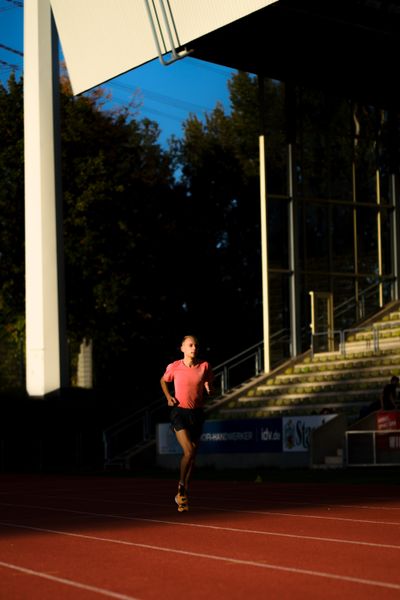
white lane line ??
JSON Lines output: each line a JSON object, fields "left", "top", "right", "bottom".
{"left": 0, "top": 522, "right": 399, "bottom": 592}
{"left": 195, "top": 504, "right": 400, "bottom": 526}
{"left": 4, "top": 487, "right": 400, "bottom": 513}
{"left": 26, "top": 491, "right": 400, "bottom": 512}
{"left": 0, "top": 502, "right": 400, "bottom": 527}
{"left": 1, "top": 499, "right": 400, "bottom": 527}
{"left": 0, "top": 560, "right": 139, "bottom": 600}
{"left": 193, "top": 495, "right": 400, "bottom": 512}
{"left": 1, "top": 513, "right": 400, "bottom": 551}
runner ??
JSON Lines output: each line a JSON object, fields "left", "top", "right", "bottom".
{"left": 160, "top": 335, "right": 214, "bottom": 512}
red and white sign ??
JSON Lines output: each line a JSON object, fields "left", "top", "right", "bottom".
{"left": 375, "top": 412, "right": 400, "bottom": 453}
{"left": 376, "top": 411, "right": 400, "bottom": 431}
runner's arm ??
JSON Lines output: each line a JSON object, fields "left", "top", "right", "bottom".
{"left": 160, "top": 376, "right": 178, "bottom": 406}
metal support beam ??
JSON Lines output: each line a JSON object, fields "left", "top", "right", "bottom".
{"left": 376, "top": 169, "right": 384, "bottom": 307}
{"left": 287, "top": 143, "right": 300, "bottom": 357}
{"left": 143, "top": 0, "right": 192, "bottom": 66}
{"left": 259, "top": 135, "right": 270, "bottom": 373}
{"left": 390, "top": 173, "right": 399, "bottom": 300}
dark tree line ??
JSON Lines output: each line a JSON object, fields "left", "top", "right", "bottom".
{"left": 0, "top": 70, "right": 268, "bottom": 407}
{"left": 2, "top": 69, "right": 396, "bottom": 409}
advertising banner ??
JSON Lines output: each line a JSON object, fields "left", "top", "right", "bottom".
{"left": 282, "top": 415, "right": 336, "bottom": 452}
{"left": 157, "top": 418, "right": 283, "bottom": 455}
{"left": 376, "top": 430, "right": 400, "bottom": 452}
{"left": 375, "top": 412, "right": 400, "bottom": 453}
{"left": 157, "top": 424, "right": 182, "bottom": 455}
{"left": 376, "top": 411, "right": 400, "bottom": 431}
{"left": 199, "top": 418, "right": 282, "bottom": 454}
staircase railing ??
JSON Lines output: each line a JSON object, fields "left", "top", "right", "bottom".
{"left": 331, "top": 280, "right": 395, "bottom": 327}
{"left": 102, "top": 397, "right": 169, "bottom": 468}
{"left": 311, "top": 315, "right": 400, "bottom": 357}
{"left": 212, "top": 340, "right": 263, "bottom": 395}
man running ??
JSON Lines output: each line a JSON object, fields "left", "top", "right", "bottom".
{"left": 160, "top": 335, "right": 214, "bottom": 512}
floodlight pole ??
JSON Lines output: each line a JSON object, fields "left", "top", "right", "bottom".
{"left": 259, "top": 135, "right": 270, "bottom": 373}
{"left": 24, "top": 0, "right": 68, "bottom": 396}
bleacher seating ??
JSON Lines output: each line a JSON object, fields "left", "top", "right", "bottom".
{"left": 208, "top": 303, "right": 400, "bottom": 422}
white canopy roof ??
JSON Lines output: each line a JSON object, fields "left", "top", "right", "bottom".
{"left": 50, "top": 0, "right": 278, "bottom": 95}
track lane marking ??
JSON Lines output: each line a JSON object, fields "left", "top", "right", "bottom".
{"left": 1, "top": 514, "right": 400, "bottom": 550}
{"left": 4, "top": 489, "right": 400, "bottom": 512}
{"left": 25, "top": 491, "right": 400, "bottom": 511}
{"left": 0, "top": 522, "right": 399, "bottom": 592}
{"left": 3, "top": 499, "right": 398, "bottom": 526}
{"left": 0, "top": 560, "right": 140, "bottom": 600}
{"left": 194, "top": 504, "right": 400, "bottom": 525}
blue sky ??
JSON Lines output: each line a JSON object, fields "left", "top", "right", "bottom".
{"left": 0, "top": 0, "right": 235, "bottom": 147}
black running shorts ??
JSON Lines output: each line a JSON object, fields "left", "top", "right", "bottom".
{"left": 170, "top": 407, "right": 205, "bottom": 441}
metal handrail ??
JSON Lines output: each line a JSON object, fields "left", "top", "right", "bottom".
{"left": 212, "top": 340, "right": 263, "bottom": 395}
{"left": 102, "top": 399, "right": 167, "bottom": 464}
{"left": 212, "top": 340, "right": 263, "bottom": 372}
{"left": 311, "top": 314, "right": 400, "bottom": 358}
{"left": 314, "top": 280, "right": 395, "bottom": 332}
{"left": 345, "top": 428, "right": 400, "bottom": 466}
{"left": 103, "top": 396, "right": 164, "bottom": 438}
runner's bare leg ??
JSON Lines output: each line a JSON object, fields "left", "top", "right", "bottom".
{"left": 175, "top": 429, "right": 197, "bottom": 491}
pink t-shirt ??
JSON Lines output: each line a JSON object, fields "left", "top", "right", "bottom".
{"left": 162, "top": 360, "right": 213, "bottom": 409}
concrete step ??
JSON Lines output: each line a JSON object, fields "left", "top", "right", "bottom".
{"left": 324, "top": 455, "right": 344, "bottom": 466}
{"left": 237, "top": 387, "right": 380, "bottom": 407}
{"left": 272, "top": 364, "right": 400, "bottom": 385}
{"left": 209, "top": 305, "right": 400, "bottom": 423}
{"left": 347, "top": 320, "right": 400, "bottom": 336}
{"left": 382, "top": 312, "right": 400, "bottom": 322}
{"left": 219, "top": 400, "right": 365, "bottom": 418}
{"left": 250, "top": 378, "right": 385, "bottom": 396}
{"left": 297, "top": 350, "right": 400, "bottom": 370}
{"left": 341, "top": 338, "right": 400, "bottom": 353}
{"left": 347, "top": 330, "right": 400, "bottom": 342}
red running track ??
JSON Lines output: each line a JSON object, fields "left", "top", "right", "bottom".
{"left": 0, "top": 474, "right": 399, "bottom": 599}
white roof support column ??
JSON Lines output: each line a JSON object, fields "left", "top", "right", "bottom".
{"left": 24, "top": 0, "right": 67, "bottom": 396}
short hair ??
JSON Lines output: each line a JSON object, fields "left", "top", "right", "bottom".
{"left": 391, "top": 375, "right": 399, "bottom": 384}
{"left": 181, "top": 335, "right": 199, "bottom": 345}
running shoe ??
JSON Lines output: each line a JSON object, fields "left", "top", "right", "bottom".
{"left": 175, "top": 486, "right": 189, "bottom": 512}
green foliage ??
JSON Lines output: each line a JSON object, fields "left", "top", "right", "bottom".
{"left": 58, "top": 85, "right": 179, "bottom": 391}
{"left": 0, "top": 74, "right": 25, "bottom": 330}
{"left": 0, "top": 73, "right": 180, "bottom": 396}
{"left": 3, "top": 66, "right": 396, "bottom": 402}
{"left": 174, "top": 72, "right": 287, "bottom": 358}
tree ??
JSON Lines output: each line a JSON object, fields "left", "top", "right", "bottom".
{"left": 0, "top": 73, "right": 182, "bottom": 402}
{"left": 0, "top": 75, "right": 25, "bottom": 388}
{"left": 174, "top": 72, "right": 281, "bottom": 361}
{"left": 59, "top": 82, "right": 181, "bottom": 396}
{"left": 0, "top": 74, "right": 25, "bottom": 333}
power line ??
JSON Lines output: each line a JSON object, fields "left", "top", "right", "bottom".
{"left": 3, "top": 0, "right": 23, "bottom": 8}
{"left": 108, "top": 80, "right": 214, "bottom": 114}
{"left": 0, "top": 58, "right": 20, "bottom": 70}
{"left": 138, "top": 105, "right": 191, "bottom": 124}
{"left": 104, "top": 93, "right": 185, "bottom": 124}
{"left": 189, "top": 59, "right": 235, "bottom": 78}
{"left": 0, "top": 42, "right": 23, "bottom": 56}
